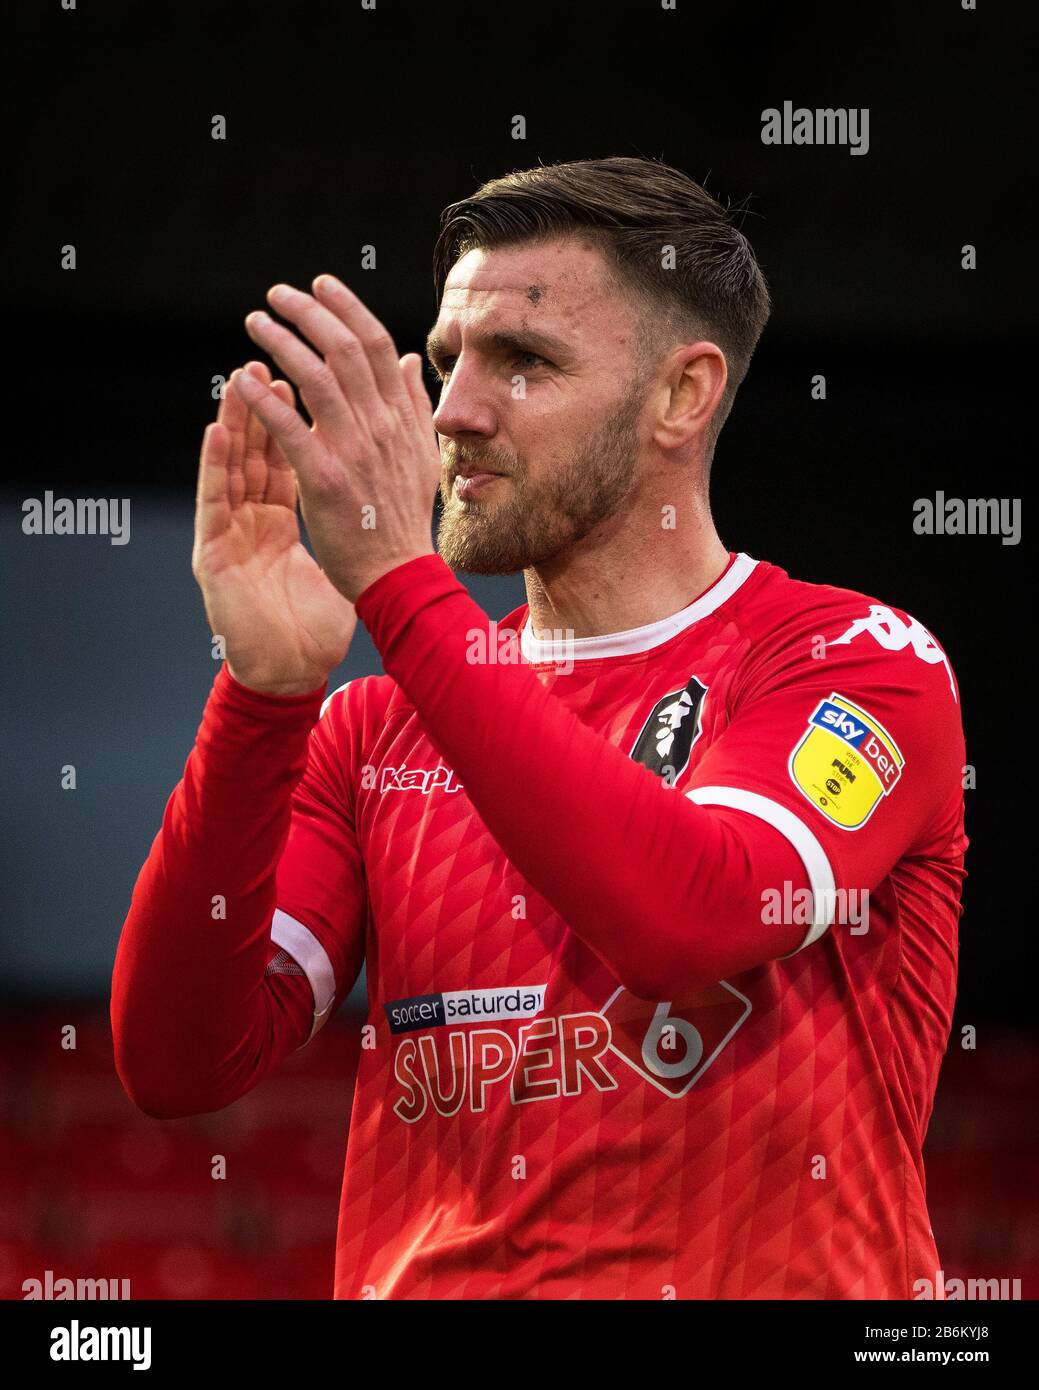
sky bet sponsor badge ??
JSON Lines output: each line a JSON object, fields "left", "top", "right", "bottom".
{"left": 788, "top": 692, "right": 904, "bottom": 829}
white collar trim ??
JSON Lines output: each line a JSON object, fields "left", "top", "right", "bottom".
{"left": 519, "top": 552, "right": 759, "bottom": 663}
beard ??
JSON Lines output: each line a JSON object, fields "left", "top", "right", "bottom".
{"left": 435, "top": 378, "right": 645, "bottom": 575}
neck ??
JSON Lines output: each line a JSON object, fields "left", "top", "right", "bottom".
{"left": 522, "top": 495, "right": 730, "bottom": 641}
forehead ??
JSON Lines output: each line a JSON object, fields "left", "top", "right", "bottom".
{"left": 436, "top": 238, "right": 634, "bottom": 341}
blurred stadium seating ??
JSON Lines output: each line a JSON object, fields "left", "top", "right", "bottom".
{"left": 1, "top": 1003, "right": 1035, "bottom": 1300}
{"left": 0, "top": 1004, "right": 358, "bottom": 1299}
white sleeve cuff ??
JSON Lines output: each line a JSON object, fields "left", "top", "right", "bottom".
{"left": 684, "top": 785, "right": 837, "bottom": 954}
{"left": 271, "top": 908, "right": 339, "bottom": 1043}
{"left": 320, "top": 680, "right": 353, "bottom": 720}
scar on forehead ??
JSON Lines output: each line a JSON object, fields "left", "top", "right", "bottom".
{"left": 526, "top": 283, "right": 546, "bottom": 305}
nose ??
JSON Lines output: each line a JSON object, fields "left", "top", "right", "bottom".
{"left": 431, "top": 360, "right": 498, "bottom": 441}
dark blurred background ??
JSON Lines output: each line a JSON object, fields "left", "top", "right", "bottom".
{"left": 1, "top": 0, "right": 1033, "bottom": 1298}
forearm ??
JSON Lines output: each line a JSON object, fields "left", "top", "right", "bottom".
{"left": 111, "top": 665, "right": 324, "bottom": 1117}
{"left": 356, "top": 556, "right": 808, "bottom": 997}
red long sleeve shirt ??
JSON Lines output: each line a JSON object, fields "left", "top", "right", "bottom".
{"left": 112, "top": 550, "right": 966, "bottom": 1298}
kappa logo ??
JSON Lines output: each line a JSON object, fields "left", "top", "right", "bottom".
{"left": 380, "top": 764, "right": 464, "bottom": 794}
{"left": 830, "top": 605, "right": 956, "bottom": 700}
{"left": 630, "top": 675, "right": 708, "bottom": 780}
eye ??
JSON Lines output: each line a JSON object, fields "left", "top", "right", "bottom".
{"left": 431, "top": 350, "right": 550, "bottom": 382}
{"left": 513, "top": 352, "right": 548, "bottom": 371}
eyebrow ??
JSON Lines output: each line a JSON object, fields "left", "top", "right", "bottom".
{"left": 425, "top": 326, "right": 574, "bottom": 370}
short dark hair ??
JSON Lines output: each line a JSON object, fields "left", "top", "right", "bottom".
{"left": 433, "top": 155, "right": 771, "bottom": 447}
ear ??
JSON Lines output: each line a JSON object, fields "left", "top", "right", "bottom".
{"left": 651, "top": 342, "right": 728, "bottom": 451}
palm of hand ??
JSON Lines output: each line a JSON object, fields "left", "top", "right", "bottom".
{"left": 194, "top": 363, "right": 357, "bottom": 694}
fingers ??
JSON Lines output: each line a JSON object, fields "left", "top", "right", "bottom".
{"left": 250, "top": 279, "right": 411, "bottom": 440}
{"left": 240, "top": 280, "right": 430, "bottom": 506}
{"left": 399, "top": 354, "right": 441, "bottom": 475}
{"left": 196, "top": 362, "right": 270, "bottom": 548}
{"left": 262, "top": 379, "right": 299, "bottom": 510}
{"left": 195, "top": 367, "right": 298, "bottom": 560}
{"left": 194, "top": 421, "right": 232, "bottom": 550}
{"left": 399, "top": 353, "right": 436, "bottom": 432}
{"left": 270, "top": 281, "right": 398, "bottom": 414}
{"left": 310, "top": 275, "right": 410, "bottom": 411}
{"left": 241, "top": 362, "right": 274, "bottom": 503}
{"left": 244, "top": 307, "right": 357, "bottom": 440}
{"left": 215, "top": 363, "right": 249, "bottom": 434}
{"left": 219, "top": 362, "right": 266, "bottom": 508}
{"left": 231, "top": 368, "right": 322, "bottom": 481}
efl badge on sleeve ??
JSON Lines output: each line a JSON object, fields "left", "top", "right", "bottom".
{"left": 788, "top": 692, "right": 904, "bottom": 830}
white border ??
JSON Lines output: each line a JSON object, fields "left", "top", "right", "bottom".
{"left": 601, "top": 980, "right": 752, "bottom": 1099}
{"left": 685, "top": 785, "right": 837, "bottom": 953}
{"left": 520, "top": 553, "right": 759, "bottom": 663}
{"left": 320, "top": 679, "right": 353, "bottom": 720}
{"left": 271, "top": 907, "right": 338, "bottom": 1043}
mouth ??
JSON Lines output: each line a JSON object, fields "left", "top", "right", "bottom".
{"left": 452, "top": 471, "right": 506, "bottom": 501}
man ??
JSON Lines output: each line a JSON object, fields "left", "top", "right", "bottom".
{"left": 112, "top": 156, "right": 967, "bottom": 1299}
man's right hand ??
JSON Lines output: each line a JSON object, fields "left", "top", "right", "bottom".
{"left": 192, "top": 360, "right": 357, "bottom": 696}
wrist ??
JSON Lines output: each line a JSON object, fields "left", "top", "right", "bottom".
{"left": 352, "top": 549, "right": 440, "bottom": 604}
{"left": 224, "top": 661, "right": 328, "bottom": 700}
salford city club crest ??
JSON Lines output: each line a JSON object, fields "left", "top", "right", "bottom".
{"left": 629, "top": 675, "right": 708, "bottom": 780}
